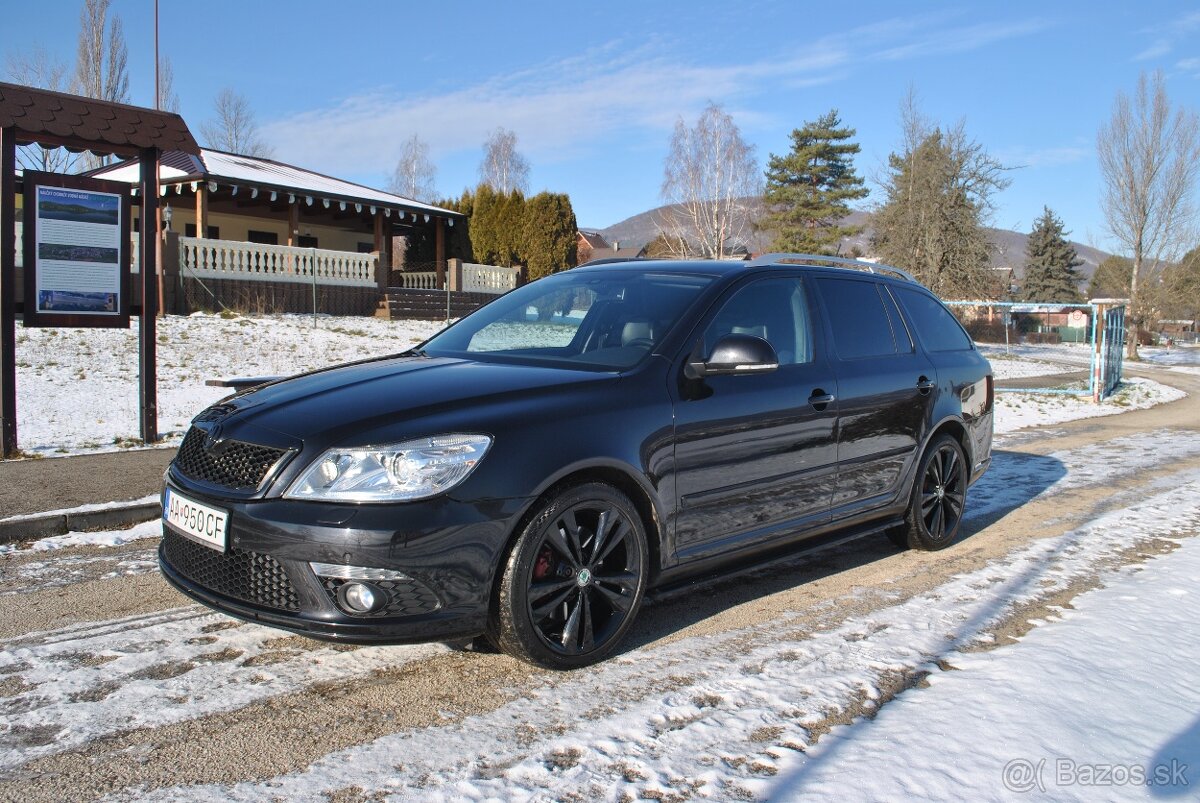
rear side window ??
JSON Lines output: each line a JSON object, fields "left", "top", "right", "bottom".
{"left": 895, "top": 287, "right": 973, "bottom": 352}
{"left": 816, "top": 278, "right": 898, "bottom": 359}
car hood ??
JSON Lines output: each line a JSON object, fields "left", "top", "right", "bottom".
{"left": 206, "top": 355, "right": 619, "bottom": 446}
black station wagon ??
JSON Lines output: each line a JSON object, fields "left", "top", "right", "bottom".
{"left": 159, "top": 254, "right": 993, "bottom": 668}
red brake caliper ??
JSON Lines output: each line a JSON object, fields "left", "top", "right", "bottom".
{"left": 533, "top": 546, "right": 553, "bottom": 580}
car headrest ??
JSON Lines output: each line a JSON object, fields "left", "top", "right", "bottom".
{"left": 621, "top": 320, "right": 654, "bottom": 345}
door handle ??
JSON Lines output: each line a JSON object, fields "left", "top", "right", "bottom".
{"left": 808, "top": 391, "right": 835, "bottom": 408}
{"left": 917, "top": 376, "right": 936, "bottom": 394}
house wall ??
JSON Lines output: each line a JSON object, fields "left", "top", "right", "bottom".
{"left": 134, "top": 207, "right": 377, "bottom": 254}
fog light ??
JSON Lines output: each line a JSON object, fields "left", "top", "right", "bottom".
{"left": 340, "top": 582, "right": 381, "bottom": 613}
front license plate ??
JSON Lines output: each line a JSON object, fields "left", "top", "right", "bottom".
{"left": 163, "top": 488, "right": 228, "bottom": 551}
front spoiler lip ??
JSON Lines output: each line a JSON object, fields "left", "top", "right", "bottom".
{"left": 157, "top": 543, "right": 483, "bottom": 645}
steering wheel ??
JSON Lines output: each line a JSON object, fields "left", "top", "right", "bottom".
{"left": 623, "top": 338, "right": 655, "bottom": 350}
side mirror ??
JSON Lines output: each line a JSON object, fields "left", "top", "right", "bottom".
{"left": 685, "top": 334, "right": 779, "bottom": 379}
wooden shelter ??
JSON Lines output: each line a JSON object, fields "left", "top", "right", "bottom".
{"left": 0, "top": 81, "right": 200, "bottom": 456}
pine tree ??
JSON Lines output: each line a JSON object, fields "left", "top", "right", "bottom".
{"left": 441, "top": 189, "right": 475, "bottom": 262}
{"left": 871, "top": 128, "right": 1007, "bottom": 299}
{"left": 469, "top": 184, "right": 502, "bottom": 265}
{"left": 495, "top": 190, "right": 527, "bottom": 268}
{"left": 760, "top": 110, "right": 868, "bottom": 254}
{"left": 521, "top": 193, "right": 578, "bottom": 280}
{"left": 1089, "top": 255, "right": 1132, "bottom": 299}
{"left": 1160, "top": 247, "right": 1200, "bottom": 322}
{"left": 1020, "top": 207, "right": 1084, "bottom": 301}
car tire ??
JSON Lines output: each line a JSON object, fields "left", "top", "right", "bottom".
{"left": 490, "top": 483, "right": 648, "bottom": 669}
{"left": 897, "top": 434, "right": 968, "bottom": 551}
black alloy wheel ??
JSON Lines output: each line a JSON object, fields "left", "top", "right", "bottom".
{"left": 492, "top": 483, "right": 648, "bottom": 669}
{"left": 895, "top": 434, "right": 968, "bottom": 551}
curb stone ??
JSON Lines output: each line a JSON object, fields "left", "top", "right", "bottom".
{"left": 0, "top": 502, "right": 161, "bottom": 546}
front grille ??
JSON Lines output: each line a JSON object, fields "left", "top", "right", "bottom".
{"left": 173, "top": 426, "right": 289, "bottom": 492}
{"left": 162, "top": 529, "right": 300, "bottom": 612}
{"left": 321, "top": 577, "right": 442, "bottom": 617}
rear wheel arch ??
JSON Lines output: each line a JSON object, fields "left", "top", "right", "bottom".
{"left": 924, "top": 417, "right": 972, "bottom": 470}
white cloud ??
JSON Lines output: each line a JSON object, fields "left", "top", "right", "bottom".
{"left": 996, "top": 145, "right": 1091, "bottom": 169}
{"left": 1135, "top": 40, "right": 1172, "bottom": 61}
{"left": 1134, "top": 10, "right": 1200, "bottom": 60}
{"left": 259, "top": 15, "right": 1049, "bottom": 186}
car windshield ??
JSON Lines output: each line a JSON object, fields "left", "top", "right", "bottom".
{"left": 420, "top": 269, "right": 714, "bottom": 369}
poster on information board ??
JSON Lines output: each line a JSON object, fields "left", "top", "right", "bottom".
{"left": 22, "top": 171, "right": 131, "bottom": 328}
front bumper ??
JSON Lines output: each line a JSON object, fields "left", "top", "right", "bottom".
{"left": 157, "top": 478, "right": 529, "bottom": 644}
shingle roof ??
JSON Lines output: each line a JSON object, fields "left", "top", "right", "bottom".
{"left": 0, "top": 81, "right": 199, "bottom": 156}
{"left": 578, "top": 231, "right": 610, "bottom": 250}
{"left": 91, "top": 147, "right": 462, "bottom": 218}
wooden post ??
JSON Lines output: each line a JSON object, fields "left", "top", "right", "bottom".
{"left": 288, "top": 201, "right": 299, "bottom": 247}
{"left": 0, "top": 128, "right": 16, "bottom": 457}
{"left": 194, "top": 182, "right": 207, "bottom": 238}
{"left": 162, "top": 231, "right": 180, "bottom": 314}
{"left": 373, "top": 211, "right": 384, "bottom": 256}
{"left": 139, "top": 148, "right": 160, "bottom": 443}
{"left": 435, "top": 216, "right": 446, "bottom": 287}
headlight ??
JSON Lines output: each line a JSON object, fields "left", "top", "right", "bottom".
{"left": 284, "top": 433, "right": 492, "bottom": 502}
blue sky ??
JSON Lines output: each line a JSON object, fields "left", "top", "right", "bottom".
{"left": 3, "top": 1, "right": 1199, "bottom": 251}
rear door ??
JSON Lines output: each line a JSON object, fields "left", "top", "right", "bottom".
{"left": 670, "top": 275, "right": 838, "bottom": 558}
{"left": 813, "top": 277, "right": 935, "bottom": 515}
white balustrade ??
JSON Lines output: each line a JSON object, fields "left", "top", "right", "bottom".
{"left": 462, "top": 263, "right": 518, "bottom": 294}
{"left": 178, "top": 236, "right": 377, "bottom": 287}
{"left": 391, "top": 271, "right": 440, "bottom": 290}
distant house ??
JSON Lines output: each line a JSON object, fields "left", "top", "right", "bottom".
{"left": 584, "top": 242, "right": 646, "bottom": 262}
{"left": 576, "top": 231, "right": 610, "bottom": 265}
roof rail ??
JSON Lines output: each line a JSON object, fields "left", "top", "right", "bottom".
{"left": 744, "top": 253, "right": 918, "bottom": 284}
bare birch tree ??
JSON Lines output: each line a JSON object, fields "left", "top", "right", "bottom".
{"left": 157, "top": 56, "right": 181, "bottom": 114}
{"left": 200, "top": 88, "right": 273, "bottom": 157}
{"left": 388, "top": 134, "right": 438, "bottom": 202}
{"left": 5, "top": 48, "right": 78, "bottom": 172}
{"left": 478, "top": 128, "right": 530, "bottom": 194}
{"left": 74, "top": 0, "right": 129, "bottom": 168}
{"left": 658, "top": 102, "right": 760, "bottom": 259}
{"left": 1098, "top": 71, "right": 1200, "bottom": 357}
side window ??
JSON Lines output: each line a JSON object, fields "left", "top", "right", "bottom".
{"left": 703, "top": 278, "right": 813, "bottom": 366}
{"left": 816, "top": 278, "right": 899, "bottom": 359}
{"left": 895, "top": 287, "right": 973, "bottom": 352}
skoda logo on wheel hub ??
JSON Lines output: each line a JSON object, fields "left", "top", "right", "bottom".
{"left": 576, "top": 568, "right": 592, "bottom": 588}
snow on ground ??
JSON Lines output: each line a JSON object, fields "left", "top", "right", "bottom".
{"left": 9, "top": 315, "right": 1187, "bottom": 457}
{"left": 135, "top": 460, "right": 1200, "bottom": 801}
{"left": 1140, "top": 343, "right": 1200, "bottom": 373}
{"left": 0, "top": 607, "right": 445, "bottom": 770}
{"left": 790, "top": 532, "right": 1200, "bottom": 801}
{"left": 6, "top": 428, "right": 1200, "bottom": 797}
{"left": 993, "top": 376, "right": 1184, "bottom": 435}
{"left": 14, "top": 314, "right": 445, "bottom": 456}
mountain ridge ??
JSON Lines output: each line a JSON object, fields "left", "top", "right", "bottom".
{"left": 590, "top": 203, "right": 1111, "bottom": 279}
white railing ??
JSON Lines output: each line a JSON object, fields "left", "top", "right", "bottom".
{"left": 392, "top": 271, "right": 440, "bottom": 290}
{"left": 463, "top": 263, "right": 518, "bottom": 294}
{"left": 178, "top": 236, "right": 377, "bottom": 287}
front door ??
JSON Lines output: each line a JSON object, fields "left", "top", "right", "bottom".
{"left": 670, "top": 276, "right": 838, "bottom": 558}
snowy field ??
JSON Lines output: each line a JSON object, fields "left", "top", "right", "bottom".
{"left": 13, "top": 314, "right": 440, "bottom": 455}
{"left": 8, "top": 314, "right": 1189, "bottom": 456}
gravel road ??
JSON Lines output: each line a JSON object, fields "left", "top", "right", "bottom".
{"left": 1, "top": 366, "right": 1198, "bottom": 802}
